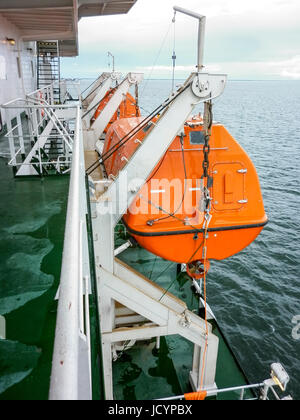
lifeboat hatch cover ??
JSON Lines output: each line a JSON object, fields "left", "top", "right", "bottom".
{"left": 212, "top": 162, "right": 246, "bottom": 211}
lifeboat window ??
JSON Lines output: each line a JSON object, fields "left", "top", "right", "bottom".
{"left": 190, "top": 131, "right": 205, "bottom": 145}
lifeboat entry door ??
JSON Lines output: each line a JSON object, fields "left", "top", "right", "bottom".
{"left": 212, "top": 162, "right": 246, "bottom": 211}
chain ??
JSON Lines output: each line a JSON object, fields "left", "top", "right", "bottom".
{"left": 202, "top": 100, "right": 213, "bottom": 214}
{"left": 199, "top": 101, "right": 214, "bottom": 390}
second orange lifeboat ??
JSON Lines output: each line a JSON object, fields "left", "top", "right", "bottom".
{"left": 103, "top": 114, "right": 268, "bottom": 264}
{"left": 91, "top": 88, "right": 140, "bottom": 133}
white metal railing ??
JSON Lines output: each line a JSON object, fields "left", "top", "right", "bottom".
{"left": 49, "top": 105, "right": 93, "bottom": 400}
{"left": 157, "top": 383, "right": 263, "bottom": 401}
{"left": 0, "top": 83, "right": 78, "bottom": 175}
{"left": 60, "top": 79, "right": 81, "bottom": 103}
{"left": 157, "top": 362, "right": 292, "bottom": 401}
{"left": 27, "top": 83, "right": 55, "bottom": 107}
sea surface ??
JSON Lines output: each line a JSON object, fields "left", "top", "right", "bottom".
{"left": 137, "top": 78, "right": 300, "bottom": 399}
{"left": 0, "top": 78, "right": 299, "bottom": 399}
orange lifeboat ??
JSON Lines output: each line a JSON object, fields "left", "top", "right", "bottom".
{"left": 91, "top": 88, "right": 140, "bottom": 133}
{"left": 103, "top": 114, "right": 268, "bottom": 264}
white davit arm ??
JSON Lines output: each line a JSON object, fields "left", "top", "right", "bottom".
{"left": 173, "top": 5, "right": 206, "bottom": 71}
{"left": 82, "top": 72, "right": 112, "bottom": 111}
{"left": 91, "top": 72, "right": 144, "bottom": 143}
{"left": 98, "top": 72, "right": 227, "bottom": 226}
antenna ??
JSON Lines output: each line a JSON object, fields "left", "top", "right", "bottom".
{"left": 173, "top": 5, "right": 206, "bottom": 72}
{"left": 107, "top": 51, "right": 115, "bottom": 73}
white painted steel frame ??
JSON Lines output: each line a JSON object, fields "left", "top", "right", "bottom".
{"left": 91, "top": 71, "right": 227, "bottom": 400}
{"left": 173, "top": 6, "right": 206, "bottom": 71}
{"left": 49, "top": 106, "right": 93, "bottom": 400}
{"left": 1, "top": 84, "right": 77, "bottom": 176}
{"left": 91, "top": 72, "right": 143, "bottom": 142}
{"left": 82, "top": 72, "right": 112, "bottom": 110}
{"left": 98, "top": 72, "right": 226, "bottom": 227}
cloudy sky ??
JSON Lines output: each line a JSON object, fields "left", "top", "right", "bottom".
{"left": 61, "top": 0, "right": 300, "bottom": 80}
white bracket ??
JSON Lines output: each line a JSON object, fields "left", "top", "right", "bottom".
{"left": 173, "top": 6, "right": 206, "bottom": 71}
{"left": 82, "top": 74, "right": 113, "bottom": 127}
{"left": 97, "top": 72, "right": 226, "bottom": 227}
{"left": 90, "top": 72, "right": 144, "bottom": 143}
{"left": 96, "top": 259, "right": 219, "bottom": 400}
{"left": 82, "top": 72, "right": 112, "bottom": 109}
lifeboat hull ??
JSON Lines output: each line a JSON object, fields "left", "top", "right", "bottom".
{"left": 103, "top": 116, "right": 268, "bottom": 264}
{"left": 123, "top": 222, "right": 266, "bottom": 263}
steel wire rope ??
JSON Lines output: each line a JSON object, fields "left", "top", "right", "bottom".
{"left": 86, "top": 82, "right": 192, "bottom": 176}
{"left": 81, "top": 86, "right": 117, "bottom": 121}
{"left": 85, "top": 100, "right": 169, "bottom": 175}
{"left": 199, "top": 220, "right": 210, "bottom": 391}
{"left": 140, "top": 20, "right": 173, "bottom": 99}
{"left": 96, "top": 94, "right": 177, "bottom": 161}
{"left": 81, "top": 76, "right": 103, "bottom": 98}
{"left": 156, "top": 235, "right": 205, "bottom": 303}
{"left": 86, "top": 104, "right": 162, "bottom": 175}
{"left": 138, "top": 193, "right": 205, "bottom": 235}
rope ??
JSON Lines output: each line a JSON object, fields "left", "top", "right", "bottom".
{"left": 81, "top": 86, "right": 117, "bottom": 120}
{"left": 197, "top": 100, "right": 214, "bottom": 391}
{"left": 199, "top": 218, "right": 210, "bottom": 390}
{"left": 139, "top": 193, "right": 204, "bottom": 235}
{"left": 144, "top": 232, "right": 204, "bottom": 304}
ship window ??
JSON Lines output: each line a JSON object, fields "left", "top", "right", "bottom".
{"left": 190, "top": 130, "right": 205, "bottom": 145}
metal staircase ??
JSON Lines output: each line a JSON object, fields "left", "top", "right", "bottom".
{"left": 37, "top": 41, "right": 61, "bottom": 104}
{"left": 16, "top": 107, "right": 74, "bottom": 177}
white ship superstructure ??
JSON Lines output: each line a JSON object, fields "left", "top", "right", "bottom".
{"left": 0, "top": 0, "right": 137, "bottom": 128}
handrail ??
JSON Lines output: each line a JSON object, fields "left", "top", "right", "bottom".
{"left": 49, "top": 106, "right": 92, "bottom": 400}
{"left": 7, "top": 147, "right": 22, "bottom": 166}
{"left": 157, "top": 383, "right": 263, "bottom": 401}
{"left": 1, "top": 80, "right": 78, "bottom": 109}
{"left": 157, "top": 373, "right": 291, "bottom": 401}
{"left": 1, "top": 102, "right": 78, "bottom": 109}
{"left": 26, "top": 84, "right": 53, "bottom": 98}
{"left": 7, "top": 159, "right": 72, "bottom": 168}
